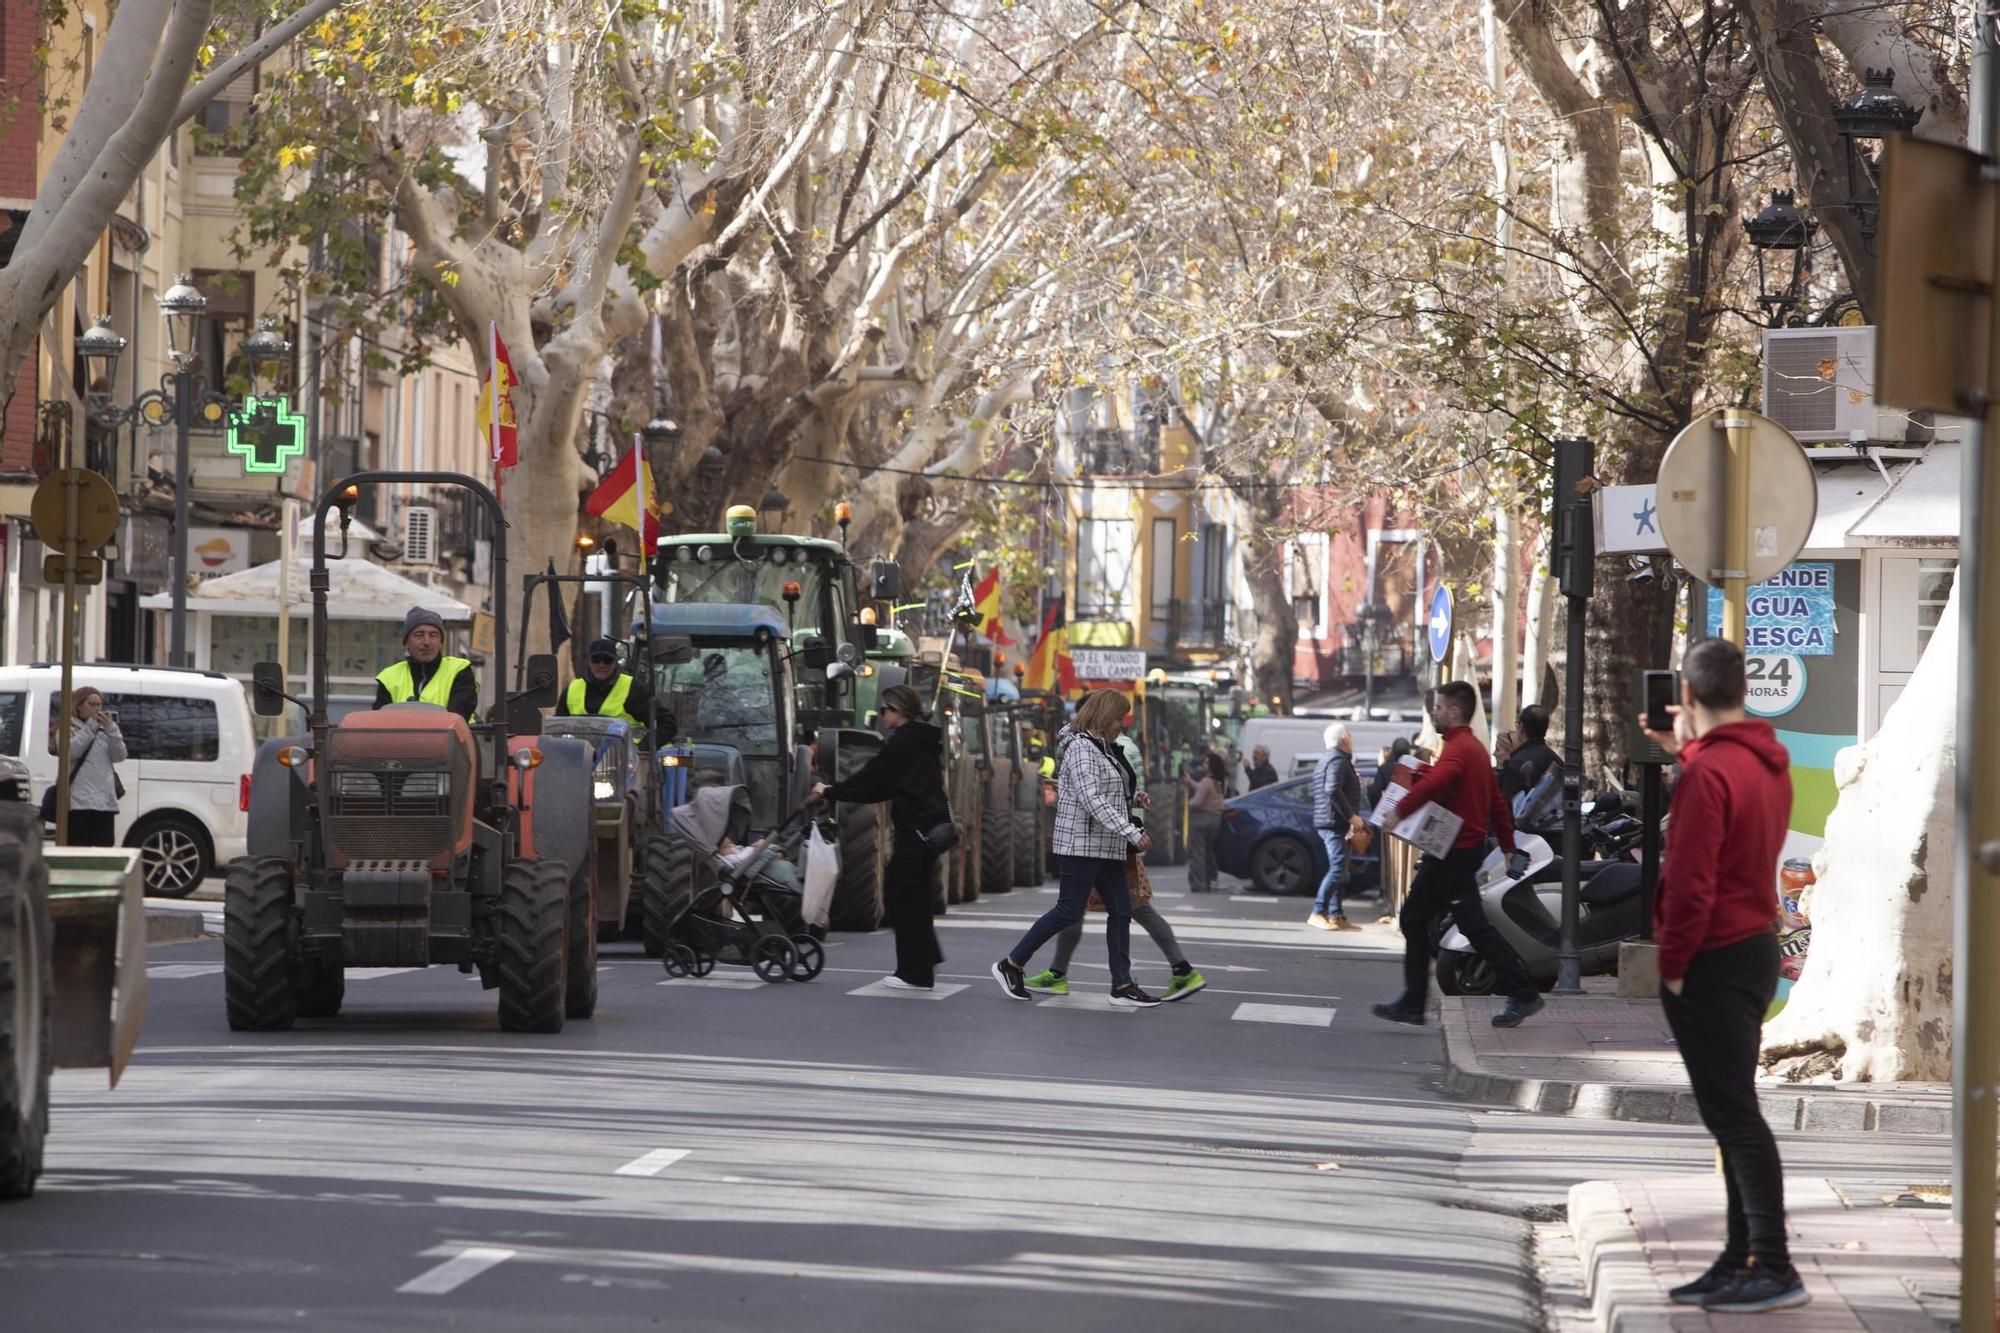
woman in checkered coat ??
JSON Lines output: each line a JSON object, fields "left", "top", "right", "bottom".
{"left": 991, "top": 689, "right": 1163, "bottom": 1008}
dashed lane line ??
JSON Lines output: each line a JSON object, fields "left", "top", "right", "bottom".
{"left": 845, "top": 980, "right": 969, "bottom": 1000}
{"left": 613, "top": 1148, "right": 691, "bottom": 1177}
{"left": 397, "top": 1246, "right": 517, "bottom": 1295}
{"left": 1230, "top": 1002, "right": 1336, "bottom": 1027}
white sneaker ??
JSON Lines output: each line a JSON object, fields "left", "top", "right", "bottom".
{"left": 880, "top": 975, "right": 932, "bottom": 991}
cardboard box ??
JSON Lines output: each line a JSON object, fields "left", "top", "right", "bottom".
{"left": 1369, "top": 766, "right": 1464, "bottom": 859}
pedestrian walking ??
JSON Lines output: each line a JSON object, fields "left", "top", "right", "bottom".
{"left": 1638, "top": 639, "right": 1806, "bottom": 1314}
{"left": 50, "top": 687, "right": 126, "bottom": 847}
{"left": 992, "top": 688, "right": 1161, "bottom": 1008}
{"left": 810, "top": 684, "right": 948, "bottom": 990}
{"left": 1244, "top": 745, "right": 1279, "bottom": 791}
{"left": 1371, "top": 681, "right": 1543, "bottom": 1029}
{"left": 1307, "top": 722, "right": 1363, "bottom": 931}
{"left": 1183, "top": 752, "right": 1228, "bottom": 893}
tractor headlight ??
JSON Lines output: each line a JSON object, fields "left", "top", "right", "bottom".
{"left": 593, "top": 778, "right": 615, "bottom": 801}
{"left": 695, "top": 544, "right": 714, "bottom": 563}
{"left": 769, "top": 546, "right": 790, "bottom": 564}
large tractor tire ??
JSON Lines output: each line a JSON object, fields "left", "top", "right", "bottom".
{"left": 0, "top": 804, "right": 53, "bottom": 1199}
{"left": 224, "top": 856, "right": 299, "bottom": 1032}
{"left": 294, "top": 957, "right": 344, "bottom": 1019}
{"left": 564, "top": 859, "right": 598, "bottom": 1020}
{"left": 1143, "top": 782, "right": 1179, "bottom": 866}
{"left": 830, "top": 801, "right": 886, "bottom": 932}
{"left": 979, "top": 806, "right": 1014, "bottom": 896}
{"left": 1012, "top": 809, "right": 1042, "bottom": 887}
{"left": 495, "top": 858, "right": 568, "bottom": 1034}
{"left": 642, "top": 834, "right": 694, "bottom": 957}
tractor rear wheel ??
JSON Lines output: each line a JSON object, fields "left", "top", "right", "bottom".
{"left": 1144, "top": 783, "right": 1178, "bottom": 866}
{"left": 642, "top": 834, "right": 692, "bottom": 957}
{"left": 224, "top": 856, "right": 298, "bottom": 1032}
{"left": 495, "top": 858, "right": 567, "bottom": 1033}
{"left": 830, "top": 801, "right": 885, "bottom": 932}
{"left": 1012, "top": 809, "right": 1042, "bottom": 886}
{"left": 564, "top": 859, "right": 598, "bottom": 1020}
{"left": 979, "top": 807, "right": 1013, "bottom": 896}
{"left": 294, "top": 957, "right": 344, "bottom": 1018}
{"left": 0, "top": 803, "right": 53, "bottom": 1199}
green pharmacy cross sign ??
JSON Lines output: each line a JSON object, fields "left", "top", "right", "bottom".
{"left": 227, "top": 395, "right": 306, "bottom": 474}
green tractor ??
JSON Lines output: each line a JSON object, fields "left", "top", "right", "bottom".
{"left": 636, "top": 602, "right": 814, "bottom": 949}
{"left": 1133, "top": 673, "right": 1227, "bottom": 866}
{"left": 957, "top": 680, "right": 1020, "bottom": 898}
{"left": 650, "top": 506, "right": 898, "bottom": 932}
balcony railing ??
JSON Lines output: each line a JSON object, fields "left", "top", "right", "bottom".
{"left": 1165, "top": 598, "right": 1231, "bottom": 653}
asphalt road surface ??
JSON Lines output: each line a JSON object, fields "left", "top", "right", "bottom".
{"left": 1, "top": 868, "right": 1953, "bottom": 1331}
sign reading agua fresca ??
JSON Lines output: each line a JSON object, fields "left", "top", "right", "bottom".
{"left": 1705, "top": 562, "right": 1836, "bottom": 656}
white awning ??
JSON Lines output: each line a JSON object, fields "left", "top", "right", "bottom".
{"left": 140, "top": 555, "right": 473, "bottom": 621}
{"left": 1805, "top": 464, "right": 1890, "bottom": 551}
{"left": 1845, "top": 443, "right": 1960, "bottom": 546}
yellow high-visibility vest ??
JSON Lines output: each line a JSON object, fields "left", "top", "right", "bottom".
{"left": 377, "top": 655, "right": 473, "bottom": 708}
{"left": 565, "top": 674, "right": 642, "bottom": 730}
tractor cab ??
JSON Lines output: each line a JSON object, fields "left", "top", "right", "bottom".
{"left": 644, "top": 602, "right": 807, "bottom": 834}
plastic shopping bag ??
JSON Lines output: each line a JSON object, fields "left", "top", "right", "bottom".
{"left": 802, "top": 820, "right": 840, "bottom": 929}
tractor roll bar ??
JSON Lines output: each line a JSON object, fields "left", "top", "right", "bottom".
{"left": 311, "top": 472, "right": 507, "bottom": 732}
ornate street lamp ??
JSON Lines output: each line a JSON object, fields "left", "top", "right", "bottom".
{"left": 1834, "top": 69, "right": 1921, "bottom": 251}
{"left": 1742, "top": 190, "right": 1816, "bottom": 328}
{"left": 238, "top": 316, "right": 293, "bottom": 392}
{"left": 757, "top": 484, "right": 791, "bottom": 532}
{"left": 158, "top": 274, "right": 209, "bottom": 369}
{"left": 77, "top": 315, "right": 129, "bottom": 399}
{"left": 640, "top": 415, "right": 682, "bottom": 450}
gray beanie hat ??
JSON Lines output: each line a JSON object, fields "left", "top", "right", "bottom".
{"left": 400, "top": 606, "right": 446, "bottom": 643}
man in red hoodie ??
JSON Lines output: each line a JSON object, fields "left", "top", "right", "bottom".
{"left": 1370, "top": 680, "right": 1545, "bottom": 1029}
{"left": 1639, "top": 637, "right": 1806, "bottom": 1315}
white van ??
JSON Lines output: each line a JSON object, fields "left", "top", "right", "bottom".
{"left": 1237, "top": 716, "right": 1422, "bottom": 789}
{"left": 0, "top": 664, "right": 255, "bottom": 896}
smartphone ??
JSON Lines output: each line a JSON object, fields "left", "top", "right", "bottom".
{"left": 1643, "top": 670, "right": 1678, "bottom": 733}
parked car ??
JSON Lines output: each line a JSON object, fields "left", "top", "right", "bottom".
{"left": 1212, "top": 764, "right": 1380, "bottom": 895}
{"left": 0, "top": 664, "right": 256, "bottom": 897}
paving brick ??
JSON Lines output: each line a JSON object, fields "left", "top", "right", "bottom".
{"left": 1871, "top": 1102, "right": 1950, "bottom": 1136}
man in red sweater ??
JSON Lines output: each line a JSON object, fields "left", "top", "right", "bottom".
{"left": 1371, "top": 680, "right": 1545, "bottom": 1029}
{"left": 1638, "top": 637, "right": 1805, "bottom": 1315}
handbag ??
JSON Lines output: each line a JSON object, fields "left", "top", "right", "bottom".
{"left": 1087, "top": 852, "right": 1154, "bottom": 911}
{"left": 1346, "top": 819, "right": 1374, "bottom": 854}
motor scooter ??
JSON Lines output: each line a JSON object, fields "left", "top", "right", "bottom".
{"left": 1434, "top": 831, "right": 1650, "bottom": 994}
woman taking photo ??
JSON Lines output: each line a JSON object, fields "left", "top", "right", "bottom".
{"left": 1183, "top": 751, "right": 1229, "bottom": 893}
{"left": 811, "top": 684, "right": 949, "bottom": 989}
{"left": 992, "top": 688, "right": 1160, "bottom": 1008}
{"left": 54, "top": 687, "right": 127, "bottom": 847}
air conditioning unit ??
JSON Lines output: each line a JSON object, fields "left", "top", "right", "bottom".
{"left": 1762, "top": 325, "right": 1910, "bottom": 444}
{"left": 402, "top": 504, "right": 437, "bottom": 565}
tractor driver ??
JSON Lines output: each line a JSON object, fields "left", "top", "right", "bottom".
{"left": 556, "top": 637, "right": 656, "bottom": 738}
{"left": 374, "top": 606, "right": 478, "bottom": 720}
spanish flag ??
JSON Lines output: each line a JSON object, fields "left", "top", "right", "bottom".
{"left": 585, "top": 435, "right": 660, "bottom": 543}
{"left": 476, "top": 322, "right": 518, "bottom": 470}
{"left": 1023, "top": 597, "right": 1074, "bottom": 692}
{"left": 971, "top": 567, "right": 1014, "bottom": 646}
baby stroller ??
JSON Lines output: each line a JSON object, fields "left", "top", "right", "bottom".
{"left": 659, "top": 784, "right": 825, "bottom": 982}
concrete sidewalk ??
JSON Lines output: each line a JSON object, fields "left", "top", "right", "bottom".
{"left": 1436, "top": 985, "right": 1953, "bottom": 1135}
{"left": 1565, "top": 1175, "right": 1963, "bottom": 1331}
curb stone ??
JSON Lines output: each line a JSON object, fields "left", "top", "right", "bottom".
{"left": 1436, "top": 996, "right": 1950, "bottom": 1137}
{"left": 145, "top": 906, "right": 211, "bottom": 944}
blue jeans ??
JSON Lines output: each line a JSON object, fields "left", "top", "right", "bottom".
{"left": 1007, "top": 855, "right": 1133, "bottom": 984}
{"left": 1313, "top": 830, "right": 1349, "bottom": 915}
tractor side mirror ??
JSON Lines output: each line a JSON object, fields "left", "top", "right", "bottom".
{"left": 650, "top": 634, "right": 695, "bottom": 666}
{"left": 523, "top": 653, "right": 559, "bottom": 709}
{"left": 869, "top": 559, "right": 904, "bottom": 600}
{"left": 504, "top": 697, "right": 545, "bottom": 737}
{"left": 250, "top": 661, "right": 286, "bottom": 717}
{"left": 799, "top": 634, "right": 833, "bottom": 670}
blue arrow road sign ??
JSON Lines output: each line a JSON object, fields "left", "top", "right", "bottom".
{"left": 1427, "top": 585, "right": 1453, "bottom": 663}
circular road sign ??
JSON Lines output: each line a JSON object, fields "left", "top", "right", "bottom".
{"left": 1426, "top": 584, "right": 1453, "bottom": 664}
{"left": 1655, "top": 408, "right": 1816, "bottom": 588}
{"left": 30, "top": 467, "right": 120, "bottom": 551}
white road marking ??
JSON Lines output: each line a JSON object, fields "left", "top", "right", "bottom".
{"left": 845, "top": 980, "right": 967, "bottom": 1000}
{"left": 397, "top": 1246, "right": 517, "bottom": 1295}
{"left": 343, "top": 968, "right": 411, "bottom": 980}
{"left": 1030, "top": 993, "right": 1137, "bottom": 1015}
{"left": 656, "top": 976, "right": 765, "bottom": 990}
{"left": 1230, "top": 1002, "right": 1336, "bottom": 1027}
{"left": 613, "top": 1148, "right": 691, "bottom": 1177}
{"left": 146, "top": 964, "right": 224, "bottom": 979}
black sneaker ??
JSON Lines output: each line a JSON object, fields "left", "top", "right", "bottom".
{"left": 1108, "top": 981, "right": 1162, "bottom": 1009}
{"left": 991, "top": 958, "right": 1033, "bottom": 1001}
{"left": 1669, "top": 1258, "right": 1743, "bottom": 1305}
{"left": 1701, "top": 1264, "right": 1808, "bottom": 1313}
{"left": 1491, "top": 993, "right": 1546, "bottom": 1028}
{"left": 1370, "top": 1001, "right": 1425, "bottom": 1026}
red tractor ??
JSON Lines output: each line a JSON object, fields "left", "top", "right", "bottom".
{"left": 225, "top": 472, "right": 595, "bottom": 1033}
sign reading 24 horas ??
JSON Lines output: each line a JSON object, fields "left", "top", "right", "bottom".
{"left": 1705, "top": 562, "right": 1836, "bottom": 656}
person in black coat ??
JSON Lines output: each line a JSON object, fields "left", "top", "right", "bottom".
{"left": 1494, "top": 705, "right": 1559, "bottom": 798}
{"left": 811, "top": 683, "right": 949, "bottom": 989}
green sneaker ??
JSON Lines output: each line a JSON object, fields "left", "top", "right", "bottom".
{"left": 1160, "top": 969, "right": 1207, "bottom": 1002}
{"left": 1023, "top": 970, "right": 1069, "bottom": 995}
